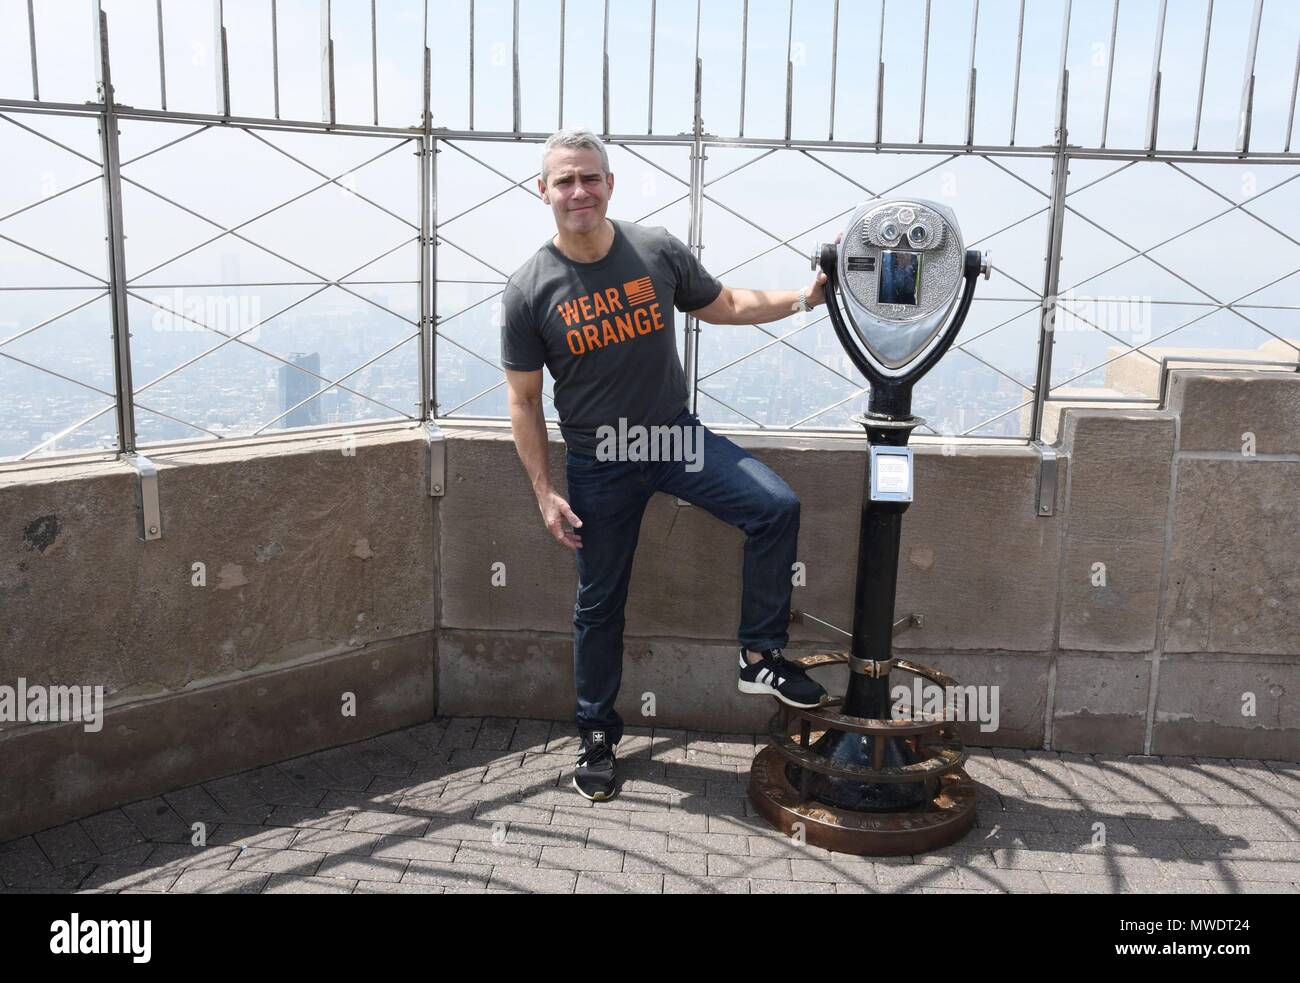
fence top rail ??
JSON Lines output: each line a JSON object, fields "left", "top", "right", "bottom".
{"left": 7, "top": 97, "right": 1300, "bottom": 166}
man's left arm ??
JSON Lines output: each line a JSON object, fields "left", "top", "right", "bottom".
{"left": 687, "top": 231, "right": 842, "bottom": 326}
{"left": 689, "top": 276, "right": 827, "bottom": 326}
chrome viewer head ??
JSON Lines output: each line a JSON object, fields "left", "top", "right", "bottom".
{"left": 815, "top": 199, "right": 991, "bottom": 381}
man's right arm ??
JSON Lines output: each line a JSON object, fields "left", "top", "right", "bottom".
{"left": 505, "top": 368, "right": 583, "bottom": 550}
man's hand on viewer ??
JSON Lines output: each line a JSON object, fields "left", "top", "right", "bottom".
{"left": 803, "top": 230, "right": 843, "bottom": 309}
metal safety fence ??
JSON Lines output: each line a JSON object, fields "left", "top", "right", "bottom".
{"left": 1, "top": 0, "right": 1297, "bottom": 466}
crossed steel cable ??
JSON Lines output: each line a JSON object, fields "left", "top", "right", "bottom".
{"left": 687, "top": 149, "right": 1042, "bottom": 435}
{"left": 8, "top": 114, "right": 1300, "bottom": 455}
{"left": 432, "top": 140, "right": 697, "bottom": 417}
{"left": 1, "top": 119, "right": 434, "bottom": 455}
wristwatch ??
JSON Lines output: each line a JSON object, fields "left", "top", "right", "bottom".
{"left": 795, "top": 287, "right": 812, "bottom": 313}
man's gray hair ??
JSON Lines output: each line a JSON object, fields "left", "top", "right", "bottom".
{"left": 541, "top": 127, "right": 611, "bottom": 183}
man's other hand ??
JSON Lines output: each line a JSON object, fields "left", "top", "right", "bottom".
{"left": 806, "top": 230, "right": 844, "bottom": 309}
{"left": 539, "top": 489, "right": 583, "bottom": 549}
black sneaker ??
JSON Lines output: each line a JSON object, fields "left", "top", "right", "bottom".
{"left": 737, "top": 647, "right": 827, "bottom": 708}
{"left": 572, "top": 730, "right": 617, "bottom": 801}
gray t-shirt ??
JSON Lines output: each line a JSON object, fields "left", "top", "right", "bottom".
{"left": 500, "top": 218, "right": 723, "bottom": 454}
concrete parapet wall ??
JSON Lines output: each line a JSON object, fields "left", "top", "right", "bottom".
{"left": 1049, "top": 370, "right": 1298, "bottom": 759}
{"left": 438, "top": 369, "right": 1297, "bottom": 764}
{"left": 0, "top": 371, "right": 1295, "bottom": 842}
{"left": 0, "top": 427, "right": 438, "bottom": 842}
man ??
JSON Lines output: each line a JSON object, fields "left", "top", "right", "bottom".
{"left": 501, "top": 127, "right": 832, "bottom": 802}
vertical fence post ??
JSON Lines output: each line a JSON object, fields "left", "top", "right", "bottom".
{"left": 371, "top": 0, "right": 379, "bottom": 126}
{"left": 1030, "top": 70, "right": 1069, "bottom": 446}
{"left": 601, "top": 0, "right": 609, "bottom": 136}
{"left": 92, "top": 7, "right": 138, "bottom": 455}
{"left": 26, "top": 0, "right": 39, "bottom": 100}
{"left": 512, "top": 0, "right": 521, "bottom": 134}
{"left": 271, "top": 0, "right": 280, "bottom": 118}
{"left": 156, "top": 0, "right": 169, "bottom": 110}
{"left": 738, "top": 0, "right": 747, "bottom": 137}
{"left": 647, "top": 0, "right": 657, "bottom": 134}
{"left": 1236, "top": 0, "right": 1263, "bottom": 154}
{"left": 684, "top": 57, "right": 704, "bottom": 415}
{"left": 321, "top": 0, "right": 336, "bottom": 125}
{"left": 214, "top": 0, "right": 230, "bottom": 117}
{"left": 1144, "top": 0, "right": 1167, "bottom": 154}
{"left": 420, "top": 46, "right": 435, "bottom": 420}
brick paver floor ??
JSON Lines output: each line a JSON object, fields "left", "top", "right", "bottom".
{"left": 3, "top": 717, "right": 1298, "bottom": 894}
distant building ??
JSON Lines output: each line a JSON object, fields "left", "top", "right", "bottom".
{"left": 279, "top": 352, "right": 322, "bottom": 428}
{"left": 220, "top": 252, "right": 241, "bottom": 285}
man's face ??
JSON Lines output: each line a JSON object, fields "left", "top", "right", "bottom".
{"left": 538, "top": 146, "right": 614, "bottom": 236}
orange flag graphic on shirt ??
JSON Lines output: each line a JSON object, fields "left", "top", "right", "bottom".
{"left": 623, "top": 276, "right": 656, "bottom": 307}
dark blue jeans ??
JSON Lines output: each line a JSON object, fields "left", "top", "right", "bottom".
{"left": 564, "top": 407, "right": 800, "bottom": 746}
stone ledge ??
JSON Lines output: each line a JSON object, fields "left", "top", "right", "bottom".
{"left": 0, "top": 421, "right": 427, "bottom": 489}
{"left": 1152, "top": 656, "right": 1299, "bottom": 760}
{"left": 437, "top": 417, "right": 1033, "bottom": 455}
{"left": 1168, "top": 369, "right": 1300, "bottom": 456}
{"left": 437, "top": 628, "right": 1051, "bottom": 749}
{"left": 1057, "top": 410, "right": 1175, "bottom": 653}
{"left": 1, "top": 423, "right": 436, "bottom": 698}
{"left": 438, "top": 433, "right": 1062, "bottom": 652}
{"left": 0, "top": 631, "right": 435, "bottom": 845}
{"left": 1049, "top": 651, "right": 1152, "bottom": 755}
{"left": 1162, "top": 457, "right": 1299, "bottom": 655}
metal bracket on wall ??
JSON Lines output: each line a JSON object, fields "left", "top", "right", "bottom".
{"left": 425, "top": 421, "right": 445, "bottom": 497}
{"left": 892, "top": 612, "right": 924, "bottom": 636}
{"left": 789, "top": 608, "right": 845, "bottom": 635}
{"left": 1032, "top": 441, "right": 1058, "bottom": 517}
{"left": 126, "top": 453, "right": 162, "bottom": 541}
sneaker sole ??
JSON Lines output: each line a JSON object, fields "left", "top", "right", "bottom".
{"left": 572, "top": 775, "right": 617, "bottom": 802}
{"left": 737, "top": 678, "right": 826, "bottom": 709}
